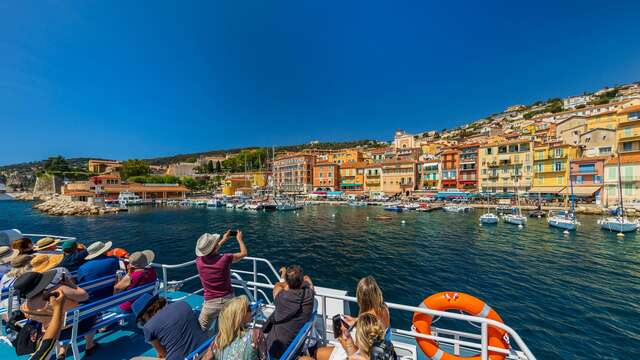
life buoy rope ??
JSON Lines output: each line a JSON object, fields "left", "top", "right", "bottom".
{"left": 412, "top": 292, "right": 509, "bottom": 360}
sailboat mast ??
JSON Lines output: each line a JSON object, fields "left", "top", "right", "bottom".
{"left": 617, "top": 155, "right": 624, "bottom": 217}
{"left": 569, "top": 160, "right": 575, "bottom": 214}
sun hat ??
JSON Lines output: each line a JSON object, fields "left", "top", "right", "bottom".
{"left": 0, "top": 229, "right": 22, "bottom": 247}
{"left": 0, "top": 246, "right": 19, "bottom": 264}
{"left": 31, "top": 253, "right": 64, "bottom": 273}
{"left": 13, "top": 270, "right": 58, "bottom": 299}
{"left": 10, "top": 254, "right": 33, "bottom": 268}
{"left": 195, "top": 233, "right": 221, "bottom": 257}
{"left": 61, "top": 240, "right": 78, "bottom": 251}
{"left": 132, "top": 293, "right": 159, "bottom": 322}
{"left": 84, "top": 241, "right": 113, "bottom": 260}
{"left": 128, "top": 250, "right": 155, "bottom": 268}
{"left": 34, "top": 237, "right": 60, "bottom": 251}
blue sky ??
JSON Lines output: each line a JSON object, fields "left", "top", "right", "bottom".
{"left": 1, "top": 1, "right": 639, "bottom": 165}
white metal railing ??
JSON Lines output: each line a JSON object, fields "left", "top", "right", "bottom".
{"left": 152, "top": 257, "right": 536, "bottom": 360}
{"left": 23, "top": 232, "right": 77, "bottom": 241}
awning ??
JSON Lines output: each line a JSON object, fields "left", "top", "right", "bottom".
{"left": 560, "top": 186, "right": 601, "bottom": 196}
{"left": 528, "top": 186, "right": 565, "bottom": 194}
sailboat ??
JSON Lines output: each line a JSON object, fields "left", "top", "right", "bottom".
{"left": 503, "top": 175, "right": 527, "bottom": 226}
{"left": 548, "top": 161, "right": 579, "bottom": 231}
{"left": 597, "top": 156, "right": 638, "bottom": 234}
{"left": 479, "top": 195, "right": 498, "bottom": 224}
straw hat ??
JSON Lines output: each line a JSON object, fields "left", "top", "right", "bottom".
{"left": 31, "top": 253, "right": 64, "bottom": 273}
{"left": 10, "top": 254, "right": 33, "bottom": 268}
{"left": 0, "top": 246, "right": 19, "bottom": 264}
{"left": 34, "top": 237, "right": 60, "bottom": 251}
{"left": 128, "top": 250, "right": 155, "bottom": 268}
{"left": 85, "top": 241, "right": 113, "bottom": 260}
{"left": 195, "top": 233, "right": 221, "bottom": 257}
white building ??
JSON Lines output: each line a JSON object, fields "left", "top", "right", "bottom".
{"left": 563, "top": 95, "right": 593, "bottom": 110}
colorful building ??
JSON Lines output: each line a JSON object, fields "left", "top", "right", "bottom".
{"left": 273, "top": 153, "right": 315, "bottom": 193}
{"left": 381, "top": 160, "right": 417, "bottom": 195}
{"left": 327, "top": 149, "right": 364, "bottom": 165}
{"left": 479, "top": 139, "right": 534, "bottom": 194}
{"left": 530, "top": 142, "right": 581, "bottom": 196}
{"left": 587, "top": 111, "right": 618, "bottom": 130}
{"left": 616, "top": 105, "right": 640, "bottom": 154}
{"left": 555, "top": 116, "right": 588, "bottom": 146}
{"left": 578, "top": 128, "right": 616, "bottom": 158}
{"left": 457, "top": 144, "right": 479, "bottom": 190}
{"left": 313, "top": 163, "right": 340, "bottom": 191}
{"left": 363, "top": 164, "right": 382, "bottom": 194}
{"left": 564, "top": 157, "right": 606, "bottom": 203}
{"left": 339, "top": 162, "right": 366, "bottom": 193}
{"left": 87, "top": 159, "right": 121, "bottom": 174}
{"left": 440, "top": 148, "right": 458, "bottom": 189}
{"left": 420, "top": 161, "right": 440, "bottom": 190}
{"left": 604, "top": 154, "right": 640, "bottom": 205}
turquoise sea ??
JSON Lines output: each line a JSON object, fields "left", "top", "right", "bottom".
{"left": 1, "top": 200, "right": 639, "bottom": 359}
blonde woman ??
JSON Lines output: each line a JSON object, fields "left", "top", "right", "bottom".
{"left": 301, "top": 314, "right": 388, "bottom": 360}
{"left": 203, "top": 295, "right": 262, "bottom": 360}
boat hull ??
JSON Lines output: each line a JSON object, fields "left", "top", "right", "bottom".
{"left": 503, "top": 215, "right": 526, "bottom": 225}
{"left": 598, "top": 218, "right": 638, "bottom": 233}
{"left": 547, "top": 218, "right": 577, "bottom": 230}
{"left": 480, "top": 216, "right": 498, "bottom": 224}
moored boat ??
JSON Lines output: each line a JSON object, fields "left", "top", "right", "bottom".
{"left": 547, "top": 210, "right": 579, "bottom": 230}
{"left": 479, "top": 212, "right": 499, "bottom": 224}
{"left": 383, "top": 204, "right": 404, "bottom": 212}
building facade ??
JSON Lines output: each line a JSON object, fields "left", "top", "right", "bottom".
{"left": 457, "top": 144, "right": 479, "bottom": 190}
{"left": 604, "top": 154, "right": 640, "bottom": 205}
{"left": 381, "top": 160, "right": 417, "bottom": 195}
{"left": 616, "top": 105, "right": 640, "bottom": 154}
{"left": 339, "top": 162, "right": 366, "bottom": 193}
{"left": 479, "top": 140, "right": 534, "bottom": 193}
{"left": 420, "top": 161, "right": 440, "bottom": 190}
{"left": 578, "top": 128, "right": 616, "bottom": 158}
{"left": 313, "top": 163, "right": 340, "bottom": 191}
{"left": 273, "top": 154, "right": 315, "bottom": 193}
{"left": 531, "top": 143, "right": 580, "bottom": 195}
{"left": 567, "top": 157, "right": 606, "bottom": 203}
{"left": 364, "top": 164, "right": 382, "bottom": 194}
{"left": 328, "top": 149, "right": 364, "bottom": 165}
{"left": 440, "top": 149, "right": 458, "bottom": 189}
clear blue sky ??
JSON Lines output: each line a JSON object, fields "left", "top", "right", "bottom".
{"left": 1, "top": 1, "right": 639, "bottom": 165}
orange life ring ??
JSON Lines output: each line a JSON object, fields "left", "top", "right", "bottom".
{"left": 412, "top": 292, "right": 509, "bottom": 360}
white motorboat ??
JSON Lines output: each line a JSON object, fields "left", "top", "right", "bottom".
{"left": 443, "top": 204, "right": 471, "bottom": 213}
{"left": 277, "top": 203, "right": 303, "bottom": 211}
{"left": 118, "top": 191, "right": 142, "bottom": 206}
{"left": 245, "top": 203, "right": 264, "bottom": 211}
{"left": 503, "top": 213, "right": 527, "bottom": 226}
{"left": 479, "top": 213, "right": 499, "bottom": 224}
{"left": 547, "top": 211, "right": 579, "bottom": 231}
{"left": 206, "top": 199, "right": 225, "bottom": 207}
{"left": 403, "top": 203, "right": 420, "bottom": 210}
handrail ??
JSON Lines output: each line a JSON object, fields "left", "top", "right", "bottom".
{"left": 151, "top": 257, "right": 535, "bottom": 360}
{"left": 23, "top": 233, "right": 77, "bottom": 241}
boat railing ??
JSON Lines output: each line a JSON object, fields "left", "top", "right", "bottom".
{"left": 151, "top": 257, "right": 536, "bottom": 360}
{"left": 23, "top": 233, "right": 77, "bottom": 241}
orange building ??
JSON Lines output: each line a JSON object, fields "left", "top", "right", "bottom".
{"left": 328, "top": 149, "right": 364, "bottom": 165}
{"left": 313, "top": 163, "right": 340, "bottom": 191}
{"left": 273, "top": 153, "right": 315, "bottom": 193}
{"left": 381, "top": 160, "right": 417, "bottom": 195}
{"left": 440, "top": 148, "right": 459, "bottom": 189}
{"left": 339, "top": 161, "right": 367, "bottom": 193}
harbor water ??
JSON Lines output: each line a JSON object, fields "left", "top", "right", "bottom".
{"left": 1, "top": 201, "right": 639, "bottom": 359}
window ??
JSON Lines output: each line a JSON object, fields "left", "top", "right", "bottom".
{"left": 556, "top": 176, "right": 563, "bottom": 185}
{"left": 623, "top": 183, "right": 633, "bottom": 196}
{"left": 630, "top": 111, "right": 640, "bottom": 121}
{"left": 599, "top": 147, "right": 612, "bottom": 155}
{"left": 594, "top": 176, "right": 603, "bottom": 184}
{"left": 607, "top": 166, "right": 617, "bottom": 180}
{"left": 535, "top": 151, "right": 544, "bottom": 160}
{"left": 535, "top": 164, "right": 544, "bottom": 172}
{"left": 575, "top": 176, "right": 583, "bottom": 184}
{"left": 498, "top": 146, "right": 507, "bottom": 154}
{"left": 578, "top": 164, "right": 595, "bottom": 174}
{"left": 520, "top": 143, "right": 530, "bottom": 151}
{"left": 624, "top": 128, "right": 632, "bottom": 137}
{"left": 623, "top": 142, "right": 633, "bottom": 152}
{"left": 554, "top": 148, "right": 563, "bottom": 157}
{"left": 486, "top": 148, "right": 492, "bottom": 155}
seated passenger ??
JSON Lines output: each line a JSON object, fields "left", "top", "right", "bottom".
{"left": 30, "top": 253, "right": 64, "bottom": 273}
{"left": 33, "top": 237, "right": 61, "bottom": 254}
{"left": 265, "top": 265, "right": 315, "bottom": 358}
{"left": 14, "top": 269, "right": 100, "bottom": 358}
{"left": 107, "top": 247, "right": 130, "bottom": 270}
{"left": 58, "top": 240, "right": 88, "bottom": 272}
{"left": 201, "top": 295, "right": 262, "bottom": 360}
{"left": 195, "top": 230, "right": 248, "bottom": 331}
{"left": 76, "top": 241, "right": 119, "bottom": 301}
{"left": 133, "top": 293, "right": 208, "bottom": 360}
{"left": 0, "top": 254, "right": 32, "bottom": 320}
{"left": 12, "top": 236, "right": 35, "bottom": 255}
{"left": 0, "top": 246, "right": 18, "bottom": 277}
{"left": 114, "top": 249, "right": 157, "bottom": 312}
{"left": 302, "top": 314, "right": 392, "bottom": 360}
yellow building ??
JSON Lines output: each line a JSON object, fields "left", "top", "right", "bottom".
{"left": 479, "top": 139, "right": 534, "bottom": 194}
{"left": 530, "top": 142, "right": 581, "bottom": 196}
{"left": 221, "top": 171, "right": 269, "bottom": 195}
{"left": 587, "top": 110, "right": 618, "bottom": 130}
{"left": 616, "top": 105, "right": 640, "bottom": 154}
{"left": 327, "top": 149, "right": 363, "bottom": 165}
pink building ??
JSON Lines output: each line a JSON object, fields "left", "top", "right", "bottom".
{"left": 566, "top": 156, "right": 607, "bottom": 203}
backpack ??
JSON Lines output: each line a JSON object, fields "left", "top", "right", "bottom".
{"left": 7, "top": 310, "right": 43, "bottom": 356}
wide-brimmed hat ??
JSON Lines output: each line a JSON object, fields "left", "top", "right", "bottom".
{"left": 129, "top": 250, "right": 155, "bottom": 268}
{"left": 31, "top": 253, "right": 63, "bottom": 273}
{"left": 13, "top": 270, "right": 58, "bottom": 299}
{"left": 195, "top": 233, "right": 221, "bottom": 257}
{"left": 0, "top": 246, "right": 19, "bottom": 264}
{"left": 85, "top": 241, "right": 113, "bottom": 260}
{"left": 11, "top": 254, "right": 33, "bottom": 268}
{"left": 132, "top": 293, "right": 159, "bottom": 322}
{"left": 34, "top": 237, "right": 60, "bottom": 251}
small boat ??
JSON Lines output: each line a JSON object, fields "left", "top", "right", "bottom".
{"left": 276, "top": 203, "right": 302, "bottom": 211}
{"left": 529, "top": 210, "right": 546, "bottom": 218}
{"left": 479, "top": 213, "right": 499, "bottom": 224}
{"left": 598, "top": 217, "right": 638, "bottom": 233}
{"left": 118, "top": 191, "right": 142, "bottom": 206}
{"left": 383, "top": 204, "right": 404, "bottom": 212}
{"left": 206, "top": 199, "right": 225, "bottom": 207}
{"left": 245, "top": 203, "right": 264, "bottom": 211}
{"left": 348, "top": 201, "right": 367, "bottom": 208}
{"left": 403, "top": 203, "right": 420, "bottom": 210}
{"left": 443, "top": 204, "right": 471, "bottom": 213}
{"left": 225, "top": 202, "right": 237, "bottom": 209}
{"left": 548, "top": 210, "right": 579, "bottom": 231}
{"left": 503, "top": 213, "right": 527, "bottom": 226}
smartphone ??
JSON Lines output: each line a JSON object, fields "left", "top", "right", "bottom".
{"left": 332, "top": 314, "right": 349, "bottom": 337}
{"left": 228, "top": 230, "right": 238, "bottom": 236}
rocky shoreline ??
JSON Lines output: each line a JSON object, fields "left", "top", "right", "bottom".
{"left": 32, "top": 196, "right": 121, "bottom": 216}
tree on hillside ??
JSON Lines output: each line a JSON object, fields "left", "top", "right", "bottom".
{"left": 215, "top": 161, "right": 222, "bottom": 173}
{"left": 44, "top": 156, "right": 70, "bottom": 173}
{"left": 120, "top": 159, "right": 150, "bottom": 179}
{"left": 207, "top": 160, "right": 214, "bottom": 173}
